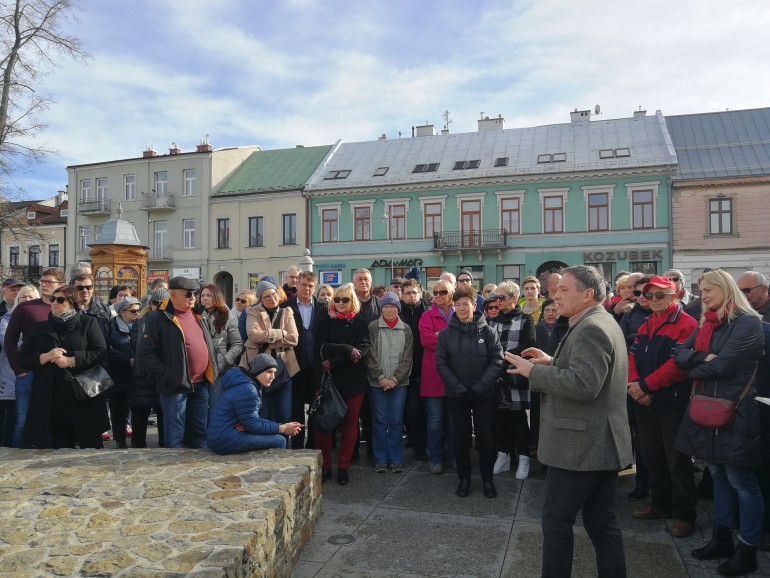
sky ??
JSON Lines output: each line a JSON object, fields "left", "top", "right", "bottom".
{"left": 6, "top": 0, "right": 770, "bottom": 199}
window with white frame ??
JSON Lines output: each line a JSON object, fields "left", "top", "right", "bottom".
{"left": 154, "top": 171, "right": 168, "bottom": 196}
{"left": 217, "top": 218, "right": 230, "bottom": 248}
{"left": 354, "top": 206, "right": 371, "bottom": 241}
{"left": 9, "top": 246, "right": 19, "bottom": 267}
{"left": 625, "top": 182, "right": 659, "bottom": 230}
{"left": 183, "top": 169, "right": 196, "bottom": 197}
{"left": 81, "top": 179, "right": 91, "bottom": 199}
{"left": 501, "top": 264, "right": 521, "bottom": 283}
{"left": 587, "top": 193, "right": 609, "bottom": 231}
{"left": 420, "top": 196, "right": 447, "bottom": 239}
{"left": 248, "top": 216, "right": 263, "bottom": 247}
{"left": 49, "top": 244, "right": 60, "bottom": 267}
{"left": 183, "top": 219, "right": 195, "bottom": 248}
{"left": 124, "top": 174, "right": 136, "bottom": 200}
{"left": 283, "top": 213, "right": 297, "bottom": 245}
{"left": 389, "top": 204, "right": 406, "bottom": 239}
{"left": 538, "top": 188, "right": 569, "bottom": 234}
{"left": 28, "top": 245, "right": 40, "bottom": 267}
{"left": 79, "top": 226, "right": 89, "bottom": 251}
{"left": 96, "top": 178, "right": 108, "bottom": 200}
{"left": 317, "top": 203, "right": 342, "bottom": 243}
{"left": 94, "top": 224, "right": 104, "bottom": 242}
{"left": 497, "top": 191, "right": 525, "bottom": 234}
{"left": 709, "top": 198, "right": 733, "bottom": 235}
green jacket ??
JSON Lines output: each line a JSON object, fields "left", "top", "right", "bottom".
{"left": 366, "top": 317, "right": 413, "bottom": 388}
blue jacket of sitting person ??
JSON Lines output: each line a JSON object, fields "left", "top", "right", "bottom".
{"left": 207, "top": 355, "right": 289, "bottom": 455}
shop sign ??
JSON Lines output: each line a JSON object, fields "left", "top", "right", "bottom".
{"left": 316, "top": 263, "right": 346, "bottom": 270}
{"left": 320, "top": 271, "right": 341, "bottom": 285}
{"left": 582, "top": 250, "right": 663, "bottom": 262}
{"left": 171, "top": 267, "right": 200, "bottom": 280}
{"left": 369, "top": 258, "right": 423, "bottom": 268}
{"left": 248, "top": 274, "right": 262, "bottom": 291}
{"left": 147, "top": 269, "right": 168, "bottom": 284}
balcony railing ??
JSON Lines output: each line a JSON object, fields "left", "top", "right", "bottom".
{"left": 77, "top": 198, "right": 111, "bottom": 214}
{"left": 141, "top": 194, "right": 176, "bottom": 211}
{"left": 76, "top": 250, "right": 92, "bottom": 262}
{"left": 148, "top": 244, "right": 173, "bottom": 261}
{"left": 433, "top": 229, "right": 509, "bottom": 250}
{"left": 9, "top": 265, "right": 43, "bottom": 281}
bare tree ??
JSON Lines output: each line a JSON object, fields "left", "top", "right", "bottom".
{"left": 0, "top": 0, "right": 89, "bottom": 194}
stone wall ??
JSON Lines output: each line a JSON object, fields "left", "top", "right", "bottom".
{"left": 0, "top": 448, "right": 321, "bottom": 577}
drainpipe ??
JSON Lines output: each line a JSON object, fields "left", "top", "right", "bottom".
{"left": 668, "top": 169, "right": 674, "bottom": 272}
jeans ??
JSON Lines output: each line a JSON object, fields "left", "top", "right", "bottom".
{"left": 160, "top": 382, "right": 209, "bottom": 449}
{"left": 259, "top": 380, "right": 293, "bottom": 424}
{"left": 208, "top": 377, "right": 224, "bottom": 424}
{"left": 0, "top": 400, "right": 15, "bottom": 447}
{"left": 226, "top": 433, "right": 286, "bottom": 454}
{"left": 542, "top": 467, "right": 626, "bottom": 578}
{"left": 424, "top": 396, "right": 455, "bottom": 465}
{"left": 709, "top": 462, "right": 765, "bottom": 546}
{"left": 12, "top": 372, "right": 33, "bottom": 448}
{"left": 370, "top": 386, "right": 407, "bottom": 464}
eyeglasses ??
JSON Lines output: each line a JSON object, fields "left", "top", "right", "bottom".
{"left": 740, "top": 285, "right": 762, "bottom": 295}
{"left": 235, "top": 298, "right": 248, "bottom": 304}
{"left": 433, "top": 290, "right": 449, "bottom": 297}
{"left": 495, "top": 294, "right": 510, "bottom": 301}
{"left": 261, "top": 292, "right": 279, "bottom": 301}
{"left": 333, "top": 297, "right": 351, "bottom": 304}
{"left": 173, "top": 290, "right": 197, "bottom": 299}
{"left": 75, "top": 285, "right": 93, "bottom": 291}
{"left": 39, "top": 279, "right": 62, "bottom": 285}
{"left": 642, "top": 291, "right": 675, "bottom": 300}
{"left": 457, "top": 278, "right": 472, "bottom": 284}
{"left": 49, "top": 296, "right": 67, "bottom": 304}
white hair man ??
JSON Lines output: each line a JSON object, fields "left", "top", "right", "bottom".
{"left": 663, "top": 269, "right": 692, "bottom": 305}
{"left": 737, "top": 271, "right": 770, "bottom": 321}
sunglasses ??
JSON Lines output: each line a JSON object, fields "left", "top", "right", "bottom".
{"left": 75, "top": 285, "right": 93, "bottom": 291}
{"left": 125, "top": 308, "right": 141, "bottom": 314}
{"left": 173, "top": 290, "right": 197, "bottom": 298}
{"left": 495, "top": 294, "right": 510, "bottom": 301}
{"left": 668, "top": 277, "right": 681, "bottom": 282}
{"left": 486, "top": 305, "right": 500, "bottom": 311}
{"left": 632, "top": 290, "right": 643, "bottom": 297}
{"left": 235, "top": 298, "right": 248, "bottom": 304}
{"left": 740, "top": 285, "right": 762, "bottom": 295}
{"left": 433, "top": 290, "right": 449, "bottom": 297}
{"left": 642, "top": 291, "right": 674, "bottom": 300}
{"left": 333, "top": 297, "right": 351, "bottom": 304}
{"left": 151, "top": 300, "right": 161, "bottom": 307}
{"left": 49, "top": 296, "right": 68, "bottom": 304}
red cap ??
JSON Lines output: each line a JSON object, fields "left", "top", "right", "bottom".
{"left": 643, "top": 276, "right": 676, "bottom": 293}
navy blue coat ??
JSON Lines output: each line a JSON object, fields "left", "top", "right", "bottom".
{"left": 207, "top": 367, "right": 280, "bottom": 455}
{"left": 107, "top": 316, "right": 138, "bottom": 394}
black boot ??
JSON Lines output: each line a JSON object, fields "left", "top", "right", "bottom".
{"left": 692, "top": 524, "right": 735, "bottom": 560}
{"left": 456, "top": 478, "right": 470, "bottom": 497}
{"left": 717, "top": 541, "right": 758, "bottom": 576}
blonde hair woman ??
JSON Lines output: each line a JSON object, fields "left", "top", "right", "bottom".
{"left": 674, "top": 269, "right": 764, "bottom": 573}
{"left": 316, "top": 284, "right": 334, "bottom": 304}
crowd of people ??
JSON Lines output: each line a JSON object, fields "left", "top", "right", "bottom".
{"left": 0, "top": 261, "right": 768, "bottom": 577}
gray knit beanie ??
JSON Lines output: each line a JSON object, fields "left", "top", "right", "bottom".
{"left": 249, "top": 353, "right": 278, "bottom": 377}
{"left": 255, "top": 280, "right": 277, "bottom": 300}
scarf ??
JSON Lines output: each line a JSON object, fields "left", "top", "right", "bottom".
{"left": 694, "top": 309, "right": 727, "bottom": 353}
{"left": 50, "top": 308, "right": 78, "bottom": 325}
{"left": 328, "top": 307, "right": 356, "bottom": 320}
{"left": 384, "top": 316, "right": 399, "bottom": 329}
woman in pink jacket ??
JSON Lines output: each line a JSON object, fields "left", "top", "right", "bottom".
{"left": 418, "top": 279, "right": 456, "bottom": 474}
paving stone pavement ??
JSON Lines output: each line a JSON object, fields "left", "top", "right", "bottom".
{"left": 293, "top": 449, "right": 770, "bottom": 578}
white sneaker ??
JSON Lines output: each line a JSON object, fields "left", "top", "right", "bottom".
{"left": 515, "top": 455, "right": 530, "bottom": 480}
{"left": 493, "top": 452, "right": 511, "bottom": 474}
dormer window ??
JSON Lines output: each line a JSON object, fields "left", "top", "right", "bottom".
{"left": 413, "top": 163, "right": 440, "bottom": 173}
{"left": 453, "top": 160, "right": 481, "bottom": 170}
{"left": 324, "top": 170, "right": 351, "bottom": 180}
{"left": 27, "top": 211, "right": 35, "bottom": 219}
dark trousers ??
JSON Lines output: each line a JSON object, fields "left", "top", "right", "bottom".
{"left": 131, "top": 405, "right": 164, "bottom": 448}
{"left": 50, "top": 426, "right": 104, "bottom": 450}
{"left": 530, "top": 391, "right": 541, "bottom": 450}
{"left": 494, "top": 408, "right": 531, "bottom": 457}
{"left": 635, "top": 404, "right": 696, "bottom": 521}
{"left": 447, "top": 397, "right": 496, "bottom": 481}
{"left": 404, "top": 376, "right": 426, "bottom": 452}
{"left": 290, "top": 368, "right": 315, "bottom": 449}
{"left": 108, "top": 390, "right": 131, "bottom": 448}
{"left": 627, "top": 396, "right": 649, "bottom": 490}
{"left": 0, "top": 400, "right": 15, "bottom": 447}
{"left": 542, "top": 467, "right": 626, "bottom": 578}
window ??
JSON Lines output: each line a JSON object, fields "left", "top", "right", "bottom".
{"left": 453, "top": 160, "right": 480, "bottom": 170}
{"left": 501, "top": 197, "right": 520, "bottom": 234}
{"left": 544, "top": 196, "right": 564, "bottom": 233}
{"left": 373, "top": 167, "right": 389, "bottom": 176}
{"left": 322, "top": 208, "right": 338, "bottom": 242}
{"left": 217, "top": 218, "right": 230, "bottom": 248}
{"left": 183, "top": 219, "right": 196, "bottom": 249}
{"left": 599, "top": 149, "right": 614, "bottom": 159}
{"left": 501, "top": 265, "right": 520, "bottom": 283}
{"left": 27, "top": 211, "right": 35, "bottom": 220}
{"left": 324, "top": 170, "right": 351, "bottom": 180}
{"left": 495, "top": 157, "right": 509, "bottom": 167}
{"left": 413, "top": 163, "right": 439, "bottom": 173}
{"left": 424, "top": 202, "right": 442, "bottom": 239}
{"left": 81, "top": 179, "right": 91, "bottom": 199}
{"left": 630, "top": 261, "right": 658, "bottom": 276}
{"left": 354, "top": 207, "right": 370, "bottom": 241}
{"left": 709, "top": 198, "right": 733, "bottom": 234}
{"left": 283, "top": 214, "right": 297, "bottom": 245}
{"left": 124, "top": 174, "right": 136, "bottom": 200}
{"left": 94, "top": 225, "right": 104, "bottom": 243}
{"left": 537, "top": 154, "right": 552, "bottom": 163}
{"left": 552, "top": 153, "right": 567, "bottom": 162}
{"left": 154, "top": 221, "right": 167, "bottom": 258}
{"left": 9, "top": 247, "right": 19, "bottom": 267}
{"left": 615, "top": 148, "right": 631, "bottom": 157}
{"left": 49, "top": 244, "right": 60, "bottom": 267}
{"left": 183, "top": 169, "right": 196, "bottom": 197}
{"left": 154, "top": 171, "right": 168, "bottom": 196}
{"left": 461, "top": 200, "right": 481, "bottom": 245}
{"left": 96, "top": 178, "right": 108, "bottom": 200}
{"left": 389, "top": 204, "right": 406, "bottom": 240}
{"left": 28, "top": 245, "right": 40, "bottom": 267}
{"left": 632, "top": 190, "right": 654, "bottom": 229}
{"left": 585, "top": 262, "right": 612, "bottom": 281}
{"left": 60, "top": 209, "right": 68, "bottom": 217}
{"left": 588, "top": 192, "right": 609, "bottom": 231}
{"left": 248, "top": 216, "right": 263, "bottom": 247}
{"left": 79, "top": 226, "right": 89, "bottom": 251}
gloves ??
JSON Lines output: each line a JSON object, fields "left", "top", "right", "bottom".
{"left": 320, "top": 360, "right": 331, "bottom": 373}
{"left": 460, "top": 389, "right": 479, "bottom": 402}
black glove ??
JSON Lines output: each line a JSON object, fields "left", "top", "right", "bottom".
{"left": 461, "top": 389, "right": 479, "bottom": 402}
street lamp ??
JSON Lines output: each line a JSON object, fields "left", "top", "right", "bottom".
{"left": 382, "top": 209, "right": 394, "bottom": 280}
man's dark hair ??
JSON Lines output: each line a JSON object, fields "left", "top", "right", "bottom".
{"left": 298, "top": 271, "right": 317, "bottom": 283}
{"left": 635, "top": 274, "right": 654, "bottom": 288}
{"left": 70, "top": 273, "right": 94, "bottom": 284}
{"left": 150, "top": 278, "right": 166, "bottom": 289}
{"left": 401, "top": 278, "right": 421, "bottom": 291}
{"left": 41, "top": 268, "right": 65, "bottom": 282}
{"left": 564, "top": 266, "right": 606, "bottom": 302}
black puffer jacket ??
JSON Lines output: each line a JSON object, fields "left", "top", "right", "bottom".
{"left": 674, "top": 312, "right": 765, "bottom": 466}
{"left": 435, "top": 311, "right": 503, "bottom": 400}
{"left": 315, "top": 313, "right": 371, "bottom": 398}
{"left": 619, "top": 303, "right": 651, "bottom": 352}
{"left": 106, "top": 315, "right": 138, "bottom": 394}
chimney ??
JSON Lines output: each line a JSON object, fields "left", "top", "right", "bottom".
{"left": 142, "top": 146, "right": 157, "bottom": 158}
{"left": 415, "top": 123, "right": 437, "bottom": 137}
{"left": 196, "top": 143, "right": 213, "bottom": 153}
{"left": 378, "top": 133, "right": 387, "bottom": 141}
{"left": 633, "top": 109, "right": 647, "bottom": 118}
{"left": 570, "top": 109, "right": 591, "bottom": 123}
{"left": 169, "top": 142, "right": 181, "bottom": 155}
{"left": 478, "top": 114, "right": 505, "bottom": 132}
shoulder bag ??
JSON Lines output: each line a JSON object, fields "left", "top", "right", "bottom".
{"left": 308, "top": 347, "right": 347, "bottom": 433}
{"left": 689, "top": 369, "right": 756, "bottom": 429}
{"left": 65, "top": 365, "right": 115, "bottom": 401}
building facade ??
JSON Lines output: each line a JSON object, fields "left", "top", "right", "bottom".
{"left": 667, "top": 108, "right": 770, "bottom": 289}
{"left": 305, "top": 110, "right": 677, "bottom": 290}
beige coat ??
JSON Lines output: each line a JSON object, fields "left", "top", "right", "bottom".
{"left": 240, "top": 305, "right": 300, "bottom": 377}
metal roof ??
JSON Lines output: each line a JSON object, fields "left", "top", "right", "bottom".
{"left": 665, "top": 108, "right": 770, "bottom": 180}
{"left": 306, "top": 112, "right": 677, "bottom": 191}
{"left": 91, "top": 215, "right": 148, "bottom": 248}
{"left": 213, "top": 145, "right": 334, "bottom": 196}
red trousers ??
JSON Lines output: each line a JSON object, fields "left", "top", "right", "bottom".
{"left": 315, "top": 392, "right": 364, "bottom": 470}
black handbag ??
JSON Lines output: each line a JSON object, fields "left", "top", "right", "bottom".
{"left": 309, "top": 371, "right": 347, "bottom": 433}
{"left": 65, "top": 366, "right": 115, "bottom": 401}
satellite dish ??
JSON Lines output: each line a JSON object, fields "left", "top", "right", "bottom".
{"left": 595, "top": 104, "right": 601, "bottom": 115}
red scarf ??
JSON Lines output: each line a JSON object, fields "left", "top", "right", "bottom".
{"left": 384, "top": 316, "right": 399, "bottom": 329}
{"left": 694, "top": 309, "right": 727, "bottom": 353}
{"left": 328, "top": 307, "right": 356, "bottom": 320}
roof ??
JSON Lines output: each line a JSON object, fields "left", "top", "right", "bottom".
{"left": 213, "top": 145, "right": 334, "bottom": 196}
{"left": 666, "top": 108, "right": 770, "bottom": 180}
{"left": 91, "top": 216, "right": 148, "bottom": 248}
{"left": 306, "top": 112, "right": 677, "bottom": 192}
